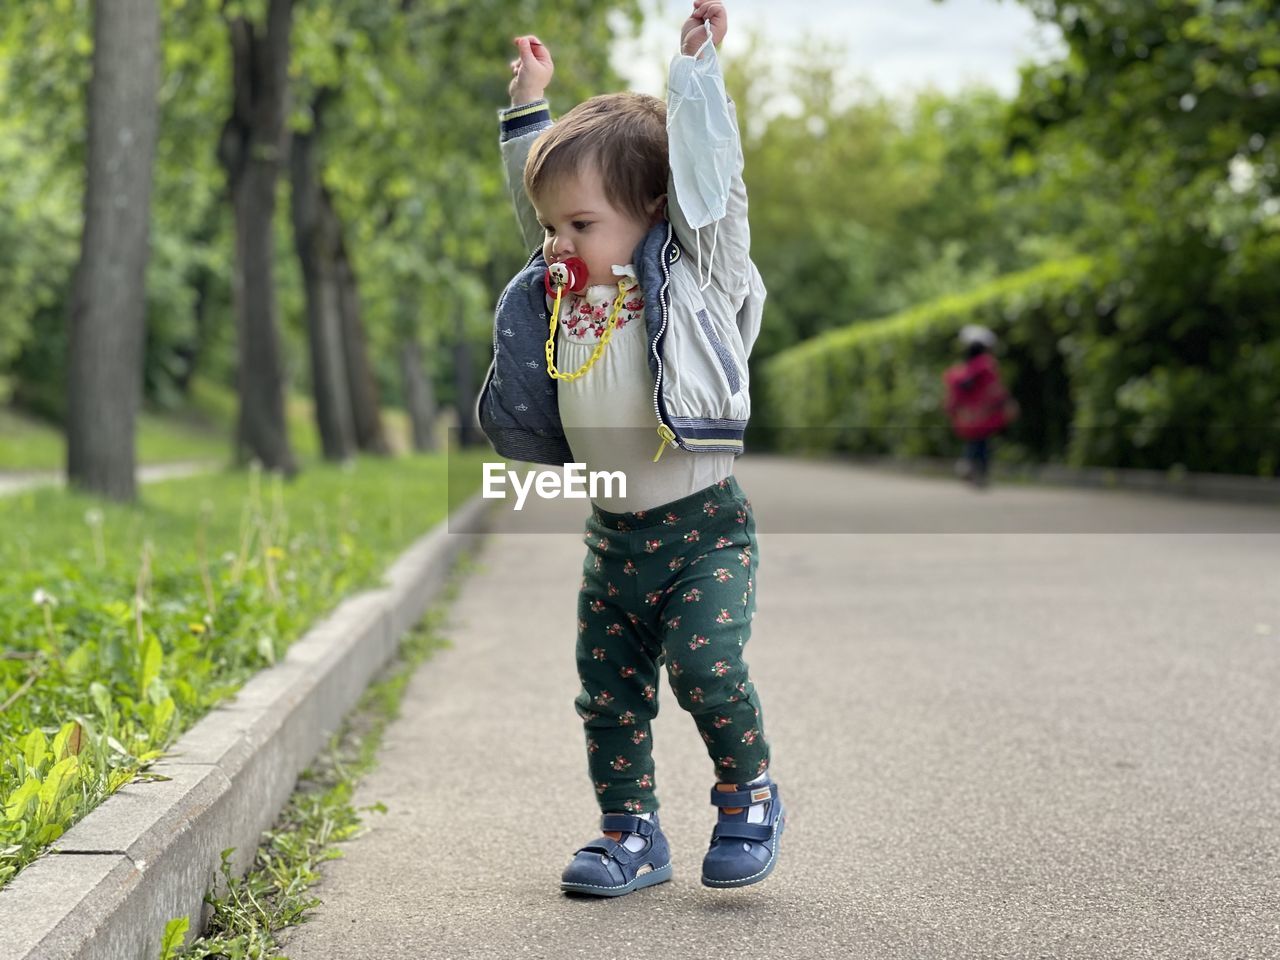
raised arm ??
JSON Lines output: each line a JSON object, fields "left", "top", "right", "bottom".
{"left": 667, "top": 1, "right": 752, "bottom": 299}
{"left": 679, "top": 0, "right": 728, "bottom": 57}
{"left": 498, "top": 36, "right": 555, "bottom": 251}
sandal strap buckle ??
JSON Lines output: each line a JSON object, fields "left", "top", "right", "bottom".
{"left": 601, "top": 814, "right": 655, "bottom": 837}
{"left": 711, "top": 821, "right": 774, "bottom": 843}
{"left": 709, "top": 782, "right": 775, "bottom": 808}
{"left": 576, "top": 838, "right": 628, "bottom": 860}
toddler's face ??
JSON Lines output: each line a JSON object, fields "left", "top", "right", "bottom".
{"left": 533, "top": 164, "right": 659, "bottom": 288}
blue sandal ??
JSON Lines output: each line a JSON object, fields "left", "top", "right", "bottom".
{"left": 561, "top": 813, "right": 673, "bottom": 897}
{"left": 701, "top": 778, "right": 786, "bottom": 888}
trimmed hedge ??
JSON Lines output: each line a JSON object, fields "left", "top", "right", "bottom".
{"left": 759, "top": 257, "right": 1280, "bottom": 476}
{"left": 759, "top": 257, "right": 1097, "bottom": 463}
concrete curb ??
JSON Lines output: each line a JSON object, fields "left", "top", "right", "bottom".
{"left": 0, "top": 495, "right": 491, "bottom": 960}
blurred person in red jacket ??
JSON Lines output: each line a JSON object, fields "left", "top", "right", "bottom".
{"left": 943, "top": 325, "right": 1019, "bottom": 489}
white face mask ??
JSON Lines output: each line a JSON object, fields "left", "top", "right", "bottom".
{"left": 668, "top": 24, "right": 739, "bottom": 289}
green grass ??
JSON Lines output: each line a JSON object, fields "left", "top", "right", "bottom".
{"left": 162, "top": 598, "right": 463, "bottom": 959}
{"left": 186, "top": 380, "right": 419, "bottom": 462}
{"left": 136, "top": 412, "right": 230, "bottom": 465}
{"left": 0, "top": 403, "right": 230, "bottom": 472}
{"left": 0, "top": 452, "right": 487, "bottom": 889}
{"left": 0, "top": 408, "right": 66, "bottom": 472}
{"left": 0, "top": 379, "right": 419, "bottom": 472}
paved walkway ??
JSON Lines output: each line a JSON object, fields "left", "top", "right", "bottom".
{"left": 283, "top": 457, "right": 1280, "bottom": 960}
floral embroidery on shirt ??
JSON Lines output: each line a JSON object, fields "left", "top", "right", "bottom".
{"left": 554, "top": 273, "right": 643, "bottom": 343}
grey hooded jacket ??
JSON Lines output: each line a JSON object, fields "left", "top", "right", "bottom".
{"left": 476, "top": 55, "right": 767, "bottom": 467}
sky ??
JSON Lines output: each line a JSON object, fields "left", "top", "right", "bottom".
{"left": 612, "top": 0, "right": 1065, "bottom": 102}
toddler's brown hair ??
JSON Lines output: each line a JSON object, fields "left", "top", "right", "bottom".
{"left": 524, "top": 92, "right": 668, "bottom": 223}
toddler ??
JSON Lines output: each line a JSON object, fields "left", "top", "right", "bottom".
{"left": 944, "top": 324, "right": 1019, "bottom": 489}
{"left": 478, "top": 0, "right": 784, "bottom": 897}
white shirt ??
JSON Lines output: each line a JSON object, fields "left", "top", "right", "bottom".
{"left": 554, "top": 268, "right": 732, "bottom": 512}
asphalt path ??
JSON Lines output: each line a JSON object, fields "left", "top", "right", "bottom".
{"left": 283, "top": 457, "right": 1280, "bottom": 960}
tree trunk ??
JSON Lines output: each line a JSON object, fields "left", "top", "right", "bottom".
{"left": 336, "top": 239, "right": 390, "bottom": 455}
{"left": 290, "top": 92, "right": 356, "bottom": 461}
{"left": 173, "top": 214, "right": 221, "bottom": 396}
{"left": 66, "top": 0, "right": 162, "bottom": 502}
{"left": 219, "top": 0, "right": 297, "bottom": 474}
{"left": 399, "top": 334, "right": 436, "bottom": 452}
{"left": 453, "top": 335, "right": 479, "bottom": 448}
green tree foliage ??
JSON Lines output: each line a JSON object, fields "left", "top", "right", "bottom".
{"left": 0, "top": 4, "right": 91, "bottom": 417}
{"left": 1, "top": 1, "right": 235, "bottom": 418}
{"left": 8, "top": 1, "right": 1272, "bottom": 474}
{"left": 757, "top": 1, "right": 1279, "bottom": 474}
{"left": 722, "top": 42, "right": 1063, "bottom": 361}
{"left": 0, "top": 0, "right": 639, "bottom": 431}
{"left": 285, "top": 0, "right": 641, "bottom": 418}
{"left": 148, "top": 0, "right": 234, "bottom": 404}
{"left": 1009, "top": 0, "right": 1280, "bottom": 472}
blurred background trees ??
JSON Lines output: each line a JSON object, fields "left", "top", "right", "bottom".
{"left": 741, "top": 0, "right": 1278, "bottom": 473}
{"left": 1007, "top": 0, "right": 1280, "bottom": 472}
{"left": 0, "top": 0, "right": 1275, "bottom": 498}
{"left": 0, "top": 0, "right": 637, "bottom": 497}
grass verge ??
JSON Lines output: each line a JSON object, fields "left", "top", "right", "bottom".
{"left": 0, "top": 400, "right": 232, "bottom": 473}
{"left": 0, "top": 453, "right": 486, "bottom": 889}
{"left": 159, "top": 573, "right": 470, "bottom": 960}
{"left": 0, "top": 378, "right": 418, "bottom": 472}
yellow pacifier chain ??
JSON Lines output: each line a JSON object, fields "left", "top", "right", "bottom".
{"left": 545, "top": 280, "right": 631, "bottom": 382}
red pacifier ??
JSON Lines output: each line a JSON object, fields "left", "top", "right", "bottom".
{"left": 544, "top": 257, "right": 589, "bottom": 296}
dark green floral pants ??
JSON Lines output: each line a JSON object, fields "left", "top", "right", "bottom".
{"left": 574, "top": 475, "right": 770, "bottom": 814}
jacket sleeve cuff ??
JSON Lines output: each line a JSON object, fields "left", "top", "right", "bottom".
{"left": 499, "top": 99, "right": 552, "bottom": 143}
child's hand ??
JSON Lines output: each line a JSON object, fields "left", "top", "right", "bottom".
{"left": 680, "top": 0, "right": 728, "bottom": 57}
{"left": 509, "top": 35, "right": 554, "bottom": 105}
